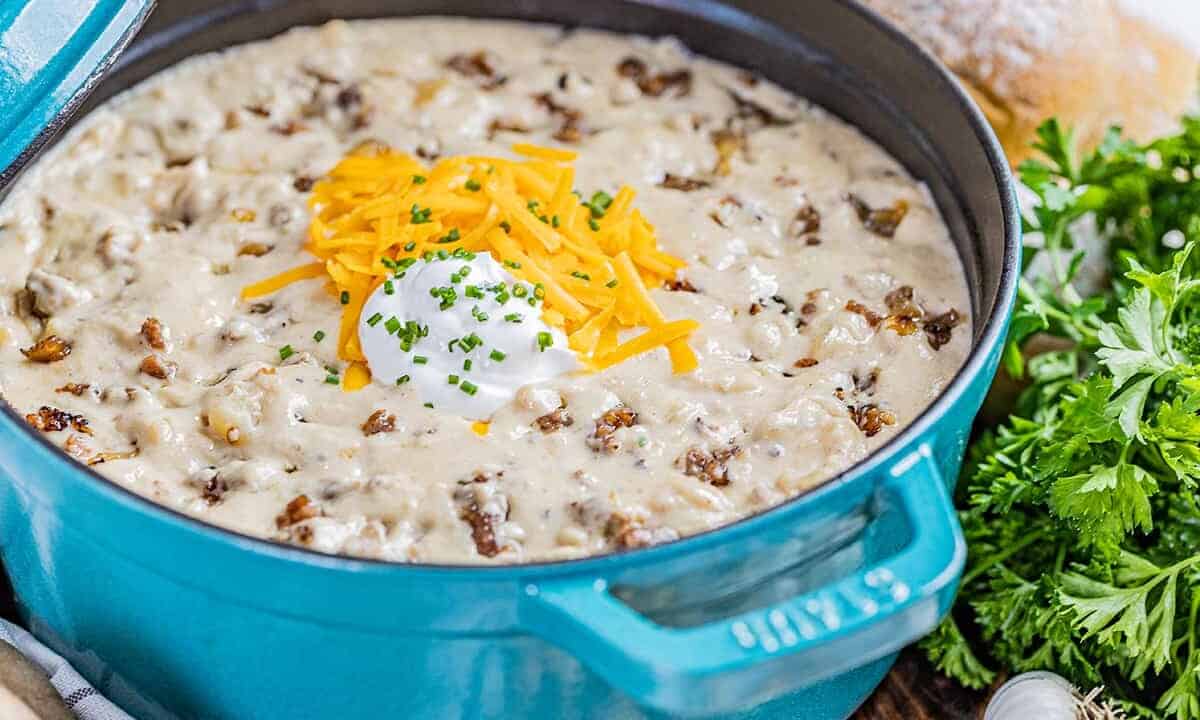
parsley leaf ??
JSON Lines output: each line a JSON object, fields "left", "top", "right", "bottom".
{"left": 928, "top": 118, "right": 1200, "bottom": 714}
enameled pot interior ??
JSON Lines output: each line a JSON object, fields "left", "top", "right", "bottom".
{"left": 0, "top": 0, "right": 1017, "bottom": 570}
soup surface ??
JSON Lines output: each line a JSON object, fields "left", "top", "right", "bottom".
{"left": 0, "top": 19, "right": 970, "bottom": 563}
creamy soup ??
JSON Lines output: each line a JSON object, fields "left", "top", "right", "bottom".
{"left": 0, "top": 18, "right": 970, "bottom": 563}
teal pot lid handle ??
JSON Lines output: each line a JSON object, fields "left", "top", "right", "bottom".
{"left": 0, "top": 0, "right": 154, "bottom": 184}
{"left": 522, "top": 444, "right": 966, "bottom": 716}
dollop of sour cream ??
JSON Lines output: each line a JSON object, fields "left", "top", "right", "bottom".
{"left": 359, "top": 251, "right": 576, "bottom": 418}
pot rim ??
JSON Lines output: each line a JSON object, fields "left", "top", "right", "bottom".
{"left": 0, "top": 0, "right": 1020, "bottom": 578}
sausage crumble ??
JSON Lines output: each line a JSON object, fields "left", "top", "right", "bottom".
{"left": 361, "top": 409, "right": 397, "bottom": 436}
{"left": 276, "top": 494, "right": 319, "bottom": 528}
{"left": 20, "top": 335, "right": 72, "bottom": 363}
{"left": 139, "top": 354, "right": 176, "bottom": 380}
{"left": 140, "top": 317, "right": 167, "bottom": 350}
{"left": 847, "top": 194, "right": 909, "bottom": 238}
{"left": 588, "top": 406, "right": 638, "bottom": 453}
{"left": 676, "top": 445, "right": 741, "bottom": 487}
{"left": 659, "top": 173, "right": 711, "bottom": 192}
{"left": 25, "top": 405, "right": 91, "bottom": 434}
{"left": 535, "top": 408, "right": 574, "bottom": 434}
{"left": 923, "top": 309, "right": 962, "bottom": 350}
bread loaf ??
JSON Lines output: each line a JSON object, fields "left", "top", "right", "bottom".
{"left": 859, "top": 0, "right": 1199, "bottom": 163}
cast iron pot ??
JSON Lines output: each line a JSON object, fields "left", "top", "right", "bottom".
{"left": 0, "top": 1, "right": 1019, "bottom": 718}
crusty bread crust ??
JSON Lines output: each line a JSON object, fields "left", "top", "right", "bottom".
{"left": 860, "top": 0, "right": 1199, "bottom": 164}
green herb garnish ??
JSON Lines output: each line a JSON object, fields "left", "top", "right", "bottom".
{"left": 410, "top": 203, "right": 433, "bottom": 224}
{"left": 921, "top": 119, "right": 1200, "bottom": 717}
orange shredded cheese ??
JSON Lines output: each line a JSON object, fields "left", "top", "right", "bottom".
{"left": 245, "top": 143, "right": 698, "bottom": 374}
{"left": 343, "top": 362, "right": 372, "bottom": 391}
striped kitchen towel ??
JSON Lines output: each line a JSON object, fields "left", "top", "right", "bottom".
{"left": 0, "top": 617, "right": 133, "bottom": 720}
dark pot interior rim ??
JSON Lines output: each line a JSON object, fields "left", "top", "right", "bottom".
{"left": 0, "top": 0, "right": 1020, "bottom": 577}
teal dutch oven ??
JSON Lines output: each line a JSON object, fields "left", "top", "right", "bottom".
{"left": 0, "top": 1, "right": 1020, "bottom": 718}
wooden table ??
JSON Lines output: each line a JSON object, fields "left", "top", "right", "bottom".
{"left": 854, "top": 649, "right": 987, "bottom": 719}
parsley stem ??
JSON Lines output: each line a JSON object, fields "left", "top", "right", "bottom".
{"left": 961, "top": 528, "right": 1050, "bottom": 586}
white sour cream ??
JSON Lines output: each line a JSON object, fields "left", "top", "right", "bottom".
{"left": 358, "top": 251, "right": 576, "bottom": 418}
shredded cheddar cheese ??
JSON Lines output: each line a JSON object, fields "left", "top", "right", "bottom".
{"left": 244, "top": 143, "right": 698, "bottom": 374}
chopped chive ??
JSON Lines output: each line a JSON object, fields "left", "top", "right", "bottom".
{"left": 463, "top": 359, "right": 473, "bottom": 371}
{"left": 448, "top": 374, "right": 459, "bottom": 385}
{"left": 340, "top": 290, "right": 350, "bottom": 305}
{"left": 504, "top": 313, "right": 522, "bottom": 323}
{"left": 551, "top": 215, "right": 560, "bottom": 228}
{"left": 412, "top": 174, "right": 427, "bottom": 184}
{"left": 504, "top": 259, "right": 522, "bottom": 269}
{"left": 490, "top": 349, "right": 506, "bottom": 362}
{"left": 385, "top": 317, "right": 401, "bottom": 334}
{"left": 465, "top": 179, "right": 481, "bottom": 192}
{"left": 424, "top": 402, "right": 434, "bottom": 408}
{"left": 606, "top": 279, "right": 619, "bottom": 288}
{"left": 366, "top": 313, "right": 383, "bottom": 327}
{"left": 413, "top": 355, "right": 429, "bottom": 365}
{"left": 449, "top": 338, "right": 459, "bottom": 352}
{"left": 465, "top": 285, "right": 484, "bottom": 299}
{"left": 404, "top": 241, "right": 416, "bottom": 252}
{"left": 537, "top": 331, "right": 552, "bottom": 352}
{"left": 588, "top": 218, "right": 600, "bottom": 231}
{"left": 436, "top": 249, "right": 449, "bottom": 260}
{"left": 571, "top": 271, "right": 591, "bottom": 281}
{"left": 591, "top": 190, "right": 613, "bottom": 210}
{"left": 460, "top": 380, "right": 478, "bottom": 396}
{"left": 396, "top": 374, "right": 410, "bottom": 386}
{"left": 279, "top": 345, "right": 295, "bottom": 361}
{"left": 410, "top": 204, "right": 433, "bottom": 224}
{"left": 325, "top": 374, "right": 340, "bottom": 385}
{"left": 527, "top": 297, "right": 536, "bottom": 306}
{"left": 313, "top": 330, "right": 326, "bottom": 342}
{"left": 513, "top": 284, "right": 528, "bottom": 298}
{"left": 384, "top": 280, "right": 395, "bottom": 295}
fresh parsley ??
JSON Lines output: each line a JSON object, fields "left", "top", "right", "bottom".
{"left": 922, "top": 118, "right": 1200, "bottom": 719}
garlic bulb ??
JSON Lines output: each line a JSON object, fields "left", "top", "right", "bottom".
{"left": 984, "top": 672, "right": 1078, "bottom": 720}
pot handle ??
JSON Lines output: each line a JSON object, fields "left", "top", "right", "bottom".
{"left": 0, "top": 0, "right": 155, "bottom": 179}
{"left": 520, "top": 443, "right": 965, "bottom": 715}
